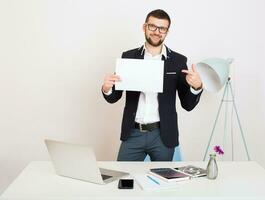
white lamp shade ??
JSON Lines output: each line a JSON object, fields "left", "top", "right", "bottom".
{"left": 196, "top": 58, "right": 233, "bottom": 92}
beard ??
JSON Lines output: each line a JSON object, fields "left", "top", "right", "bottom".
{"left": 145, "top": 33, "right": 164, "bottom": 47}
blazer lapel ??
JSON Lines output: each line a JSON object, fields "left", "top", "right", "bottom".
{"left": 159, "top": 46, "right": 172, "bottom": 99}
{"left": 135, "top": 45, "right": 145, "bottom": 59}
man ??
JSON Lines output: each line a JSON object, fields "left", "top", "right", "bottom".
{"left": 102, "top": 9, "right": 202, "bottom": 161}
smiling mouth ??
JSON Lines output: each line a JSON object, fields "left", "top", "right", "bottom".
{"left": 151, "top": 35, "right": 161, "bottom": 40}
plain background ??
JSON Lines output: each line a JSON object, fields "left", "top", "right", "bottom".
{"left": 0, "top": 0, "right": 265, "bottom": 193}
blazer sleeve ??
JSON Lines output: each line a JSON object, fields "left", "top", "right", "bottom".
{"left": 101, "top": 53, "right": 126, "bottom": 104}
{"left": 177, "top": 57, "right": 202, "bottom": 111}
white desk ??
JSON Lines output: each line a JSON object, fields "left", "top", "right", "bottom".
{"left": 1, "top": 161, "right": 265, "bottom": 200}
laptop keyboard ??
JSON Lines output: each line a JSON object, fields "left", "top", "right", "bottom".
{"left": 101, "top": 174, "right": 113, "bottom": 180}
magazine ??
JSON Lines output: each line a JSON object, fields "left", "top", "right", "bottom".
{"left": 174, "top": 165, "right": 207, "bottom": 178}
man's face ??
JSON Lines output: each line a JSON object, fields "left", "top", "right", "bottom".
{"left": 143, "top": 16, "right": 169, "bottom": 47}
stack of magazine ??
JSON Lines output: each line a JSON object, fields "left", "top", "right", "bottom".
{"left": 149, "top": 165, "right": 207, "bottom": 182}
{"left": 134, "top": 165, "right": 206, "bottom": 191}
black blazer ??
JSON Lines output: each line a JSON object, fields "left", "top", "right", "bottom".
{"left": 103, "top": 46, "right": 202, "bottom": 148}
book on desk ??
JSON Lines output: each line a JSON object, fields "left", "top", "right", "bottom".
{"left": 149, "top": 168, "right": 190, "bottom": 182}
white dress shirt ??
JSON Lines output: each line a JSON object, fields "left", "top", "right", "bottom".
{"left": 134, "top": 44, "right": 167, "bottom": 124}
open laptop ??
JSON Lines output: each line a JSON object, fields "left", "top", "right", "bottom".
{"left": 44, "top": 139, "right": 129, "bottom": 184}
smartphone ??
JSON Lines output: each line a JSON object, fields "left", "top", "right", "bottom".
{"left": 118, "top": 179, "right": 134, "bottom": 189}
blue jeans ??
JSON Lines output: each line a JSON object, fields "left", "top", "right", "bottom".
{"left": 117, "top": 128, "right": 174, "bottom": 161}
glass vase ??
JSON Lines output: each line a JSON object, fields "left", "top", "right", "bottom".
{"left": 206, "top": 154, "right": 218, "bottom": 180}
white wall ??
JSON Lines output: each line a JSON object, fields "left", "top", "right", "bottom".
{"left": 0, "top": 0, "right": 264, "bottom": 193}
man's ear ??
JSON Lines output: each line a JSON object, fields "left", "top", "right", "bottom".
{"left": 166, "top": 29, "right": 169, "bottom": 36}
{"left": 142, "top": 23, "right": 146, "bottom": 32}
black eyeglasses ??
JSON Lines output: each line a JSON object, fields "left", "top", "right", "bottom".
{"left": 146, "top": 23, "right": 169, "bottom": 34}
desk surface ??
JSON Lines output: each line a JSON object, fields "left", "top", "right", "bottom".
{"left": 1, "top": 161, "right": 265, "bottom": 200}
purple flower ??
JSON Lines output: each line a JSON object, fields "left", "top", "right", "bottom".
{"left": 214, "top": 145, "right": 224, "bottom": 155}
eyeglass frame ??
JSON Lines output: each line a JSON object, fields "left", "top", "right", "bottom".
{"left": 145, "top": 23, "right": 169, "bottom": 34}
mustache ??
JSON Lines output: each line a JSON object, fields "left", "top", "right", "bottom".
{"left": 150, "top": 34, "right": 162, "bottom": 38}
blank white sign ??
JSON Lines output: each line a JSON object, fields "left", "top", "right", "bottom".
{"left": 115, "top": 58, "right": 164, "bottom": 92}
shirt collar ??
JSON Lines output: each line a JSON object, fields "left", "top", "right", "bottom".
{"left": 140, "top": 43, "right": 168, "bottom": 59}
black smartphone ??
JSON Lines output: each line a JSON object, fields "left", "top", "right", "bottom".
{"left": 118, "top": 179, "right": 134, "bottom": 189}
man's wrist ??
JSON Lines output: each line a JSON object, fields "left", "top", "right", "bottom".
{"left": 102, "top": 87, "right": 112, "bottom": 95}
{"left": 190, "top": 84, "right": 203, "bottom": 95}
{"left": 192, "top": 83, "right": 203, "bottom": 91}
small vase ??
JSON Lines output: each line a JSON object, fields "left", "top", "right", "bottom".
{"left": 206, "top": 154, "right": 218, "bottom": 180}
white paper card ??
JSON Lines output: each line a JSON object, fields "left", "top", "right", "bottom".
{"left": 133, "top": 174, "right": 180, "bottom": 191}
{"left": 115, "top": 58, "right": 164, "bottom": 92}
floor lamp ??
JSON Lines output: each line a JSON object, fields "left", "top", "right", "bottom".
{"left": 196, "top": 58, "right": 251, "bottom": 161}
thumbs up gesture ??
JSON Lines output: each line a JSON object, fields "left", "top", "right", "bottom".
{"left": 181, "top": 64, "right": 202, "bottom": 90}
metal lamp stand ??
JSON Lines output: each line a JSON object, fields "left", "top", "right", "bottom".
{"left": 203, "top": 77, "right": 251, "bottom": 161}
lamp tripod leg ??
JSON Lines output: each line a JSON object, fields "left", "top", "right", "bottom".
{"left": 227, "top": 81, "right": 251, "bottom": 161}
{"left": 203, "top": 83, "right": 228, "bottom": 161}
{"left": 223, "top": 81, "right": 230, "bottom": 160}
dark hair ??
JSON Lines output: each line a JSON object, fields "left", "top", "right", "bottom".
{"left": 145, "top": 9, "right": 171, "bottom": 28}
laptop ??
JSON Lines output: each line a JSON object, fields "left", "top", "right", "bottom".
{"left": 44, "top": 139, "right": 129, "bottom": 184}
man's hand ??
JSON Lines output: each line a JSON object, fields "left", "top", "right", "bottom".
{"left": 181, "top": 64, "right": 202, "bottom": 90}
{"left": 102, "top": 74, "right": 121, "bottom": 93}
